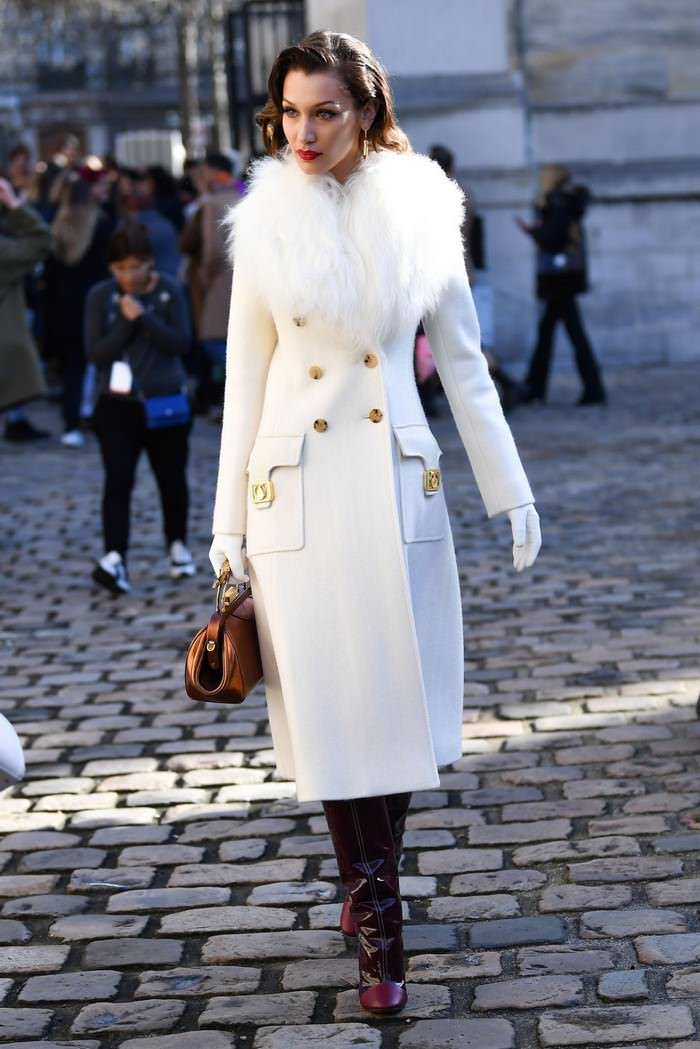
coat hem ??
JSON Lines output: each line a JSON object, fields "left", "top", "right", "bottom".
{"left": 294, "top": 770, "right": 441, "bottom": 804}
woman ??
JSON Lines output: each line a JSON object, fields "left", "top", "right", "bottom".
{"left": 84, "top": 221, "right": 194, "bottom": 593}
{"left": 44, "top": 167, "right": 113, "bottom": 445}
{"left": 0, "top": 177, "right": 51, "bottom": 442}
{"left": 209, "top": 31, "right": 541, "bottom": 1015}
{"left": 517, "top": 163, "right": 606, "bottom": 405}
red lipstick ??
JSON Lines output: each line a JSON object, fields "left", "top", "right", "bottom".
{"left": 298, "top": 149, "right": 321, "bottom": 161}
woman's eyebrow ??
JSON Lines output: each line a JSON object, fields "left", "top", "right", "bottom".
{"left": 282, "top": 98, "right": 342, "bottom": 107}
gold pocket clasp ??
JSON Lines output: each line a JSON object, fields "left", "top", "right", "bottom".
{"left": 423, "top": 468, "right": 441, "bottom": 494}
{"left": 252, "top": 480, "right": 275, "bottom": 505}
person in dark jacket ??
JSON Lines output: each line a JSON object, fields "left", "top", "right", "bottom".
{"left": 517, "top": 163, "right": 606, "bottom": 406}
{"left": 84, "top": 221, "right": 194, "bottom": 594}
{"left": 43, "top": 167, "right": 114, "bottom": 444}
{"left": 130, "top": 169, "right": 182, "bottom": 277}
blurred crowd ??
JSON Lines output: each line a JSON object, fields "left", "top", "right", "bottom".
{"left": 0, "top": 134, "right": 249, "bottom": 591}
{"left": 1, "top": 134, "right": 245, "bottom": 447}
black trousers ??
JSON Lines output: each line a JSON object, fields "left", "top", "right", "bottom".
{"left": 526, "top": 296, "right": 605, "bottom": 401}
{"left": 62, "top": 342, "right": 85, "bottom": 432}
{"left": 93, "top": 395, "right": 190, "bottom": 558}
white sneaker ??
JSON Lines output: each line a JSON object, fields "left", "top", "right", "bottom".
{"left": 169, "top": 540, "right": 195, "bottom": 578}
{"left": 92, "top": 550, "right": 131, "bottom": 594}
{"left": 61, "top": 429, "right": 85, "bottom": 448}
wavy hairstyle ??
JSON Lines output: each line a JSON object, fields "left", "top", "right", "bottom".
{"left": 257, "top": 30, "right": 410, "bottom": 156}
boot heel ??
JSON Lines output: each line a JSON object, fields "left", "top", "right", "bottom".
{"left": 340, "top": 895, "right": 356, "bottom": 936}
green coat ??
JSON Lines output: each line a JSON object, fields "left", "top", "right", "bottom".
{"left": 0, "top": 204, "right": 51, "bottom": 411}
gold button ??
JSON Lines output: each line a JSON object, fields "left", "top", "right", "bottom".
{"left": 293, "top": 315, "right": 306, "bottom": 327}
{"left": 309, "top": 365, "right": 323, "bottom": 380}
{"left": 363, "top": 352, "right": 378, "bottom": 368}
{"left": 313, "top": 418, "right": 328, "bottom": 432}
{"left": 368, "top": 408, "right": 383, "bottom": 423}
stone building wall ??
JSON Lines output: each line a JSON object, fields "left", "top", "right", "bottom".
{"left": 308, "top": 0, "right": 700, "bottom": 368}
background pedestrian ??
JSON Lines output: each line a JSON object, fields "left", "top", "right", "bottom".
{"left": 84, "top": 221, "right": 194, "bottom": 593}
{"left": 517, "top": 163, "right": 606, "bottom": 405}
{"left": 0, "top": 177, "right": 51, "bottom": 442}
{"left": 44, "top": 167, "right": 113, "bottom": 446}
{"left": 130, "top": 170, "right": 182, "bottom": 277}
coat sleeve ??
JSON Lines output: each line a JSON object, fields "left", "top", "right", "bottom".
{"left": 211, "top": 264, "right": 278, "bottom": 535}
{"left": 0, "top": 205, "right": 51, "bottom": 283}
{"left": 422, "top": 258, "right": 534, "bottom": 518}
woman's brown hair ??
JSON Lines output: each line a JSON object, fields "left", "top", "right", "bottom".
{"left": 51, "top": 172, "right": 99, "bottom": 266}
{"left": 257, "top": 30, "right": 410, "bottom": 156}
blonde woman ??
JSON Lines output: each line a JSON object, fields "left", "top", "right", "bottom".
{"left": 209, "top": 30, "right": 541, "bottom": 1015}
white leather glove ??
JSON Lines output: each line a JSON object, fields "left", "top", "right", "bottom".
{"left": 208, "top": 533, "right": 249, "bottom": 582}
{"left": 507, "top": 504, "right": 541, "bottom": 572}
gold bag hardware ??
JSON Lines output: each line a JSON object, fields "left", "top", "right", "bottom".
{"left": 423, "top": 468, "right": 441, "bottom": 493}
{"left": 252, "top": 480, "right": 274, "bottom": 505}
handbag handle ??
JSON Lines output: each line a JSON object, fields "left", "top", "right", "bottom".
{"left": 205, "top": 561, "right": 252, "bottom": 669}
{"left": 213, "top": 559, "right": 250, "bottom": 614}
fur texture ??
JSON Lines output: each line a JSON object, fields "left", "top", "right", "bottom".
{"left": 226, "top": 147, "right": 466, "bottom": 348}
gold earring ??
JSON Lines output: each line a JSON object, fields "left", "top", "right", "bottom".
{"left": 361, "top": 129, "right": 369, "bottom": 160}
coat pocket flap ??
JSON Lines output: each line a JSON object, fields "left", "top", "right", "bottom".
{"left": 393, "top": 424, "right": 443, "bottom": 468}
{"left": 247, "top": 433, "right": 305, "bottom": 483}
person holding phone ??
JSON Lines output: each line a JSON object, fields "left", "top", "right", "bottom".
{"left": 84, "top": 220, "right": 194, "bottom": 593}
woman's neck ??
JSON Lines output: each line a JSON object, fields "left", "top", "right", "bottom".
{"left": 329, "top": 149, "right": 363, "bottom": 185}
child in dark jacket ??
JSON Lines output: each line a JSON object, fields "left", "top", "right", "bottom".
{"left": 84, "top": 221, "right": 194, "bottom": 593}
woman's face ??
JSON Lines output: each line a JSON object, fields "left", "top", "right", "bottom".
{"left": 281, "top": 69, "right": 376, "bottom": 183}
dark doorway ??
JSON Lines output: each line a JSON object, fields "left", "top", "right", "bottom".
{"left": 227, "top": 0, "right": 305, "bottom": 160}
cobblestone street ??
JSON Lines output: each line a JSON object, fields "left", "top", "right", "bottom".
{"left": 1, "top": 363, "right": 699, "bottom": 1049}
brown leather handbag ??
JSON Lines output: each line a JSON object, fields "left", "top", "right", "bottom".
{"left": 184, "top": 561, "right": 263, "bottom": 703}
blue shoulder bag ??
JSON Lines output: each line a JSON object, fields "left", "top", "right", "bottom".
{"left": 143, "top": 391, "right": 191, "bottom": 429}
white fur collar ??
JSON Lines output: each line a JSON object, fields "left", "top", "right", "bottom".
{"left": 226, "top": 147, "right": 465, "bottom": 348}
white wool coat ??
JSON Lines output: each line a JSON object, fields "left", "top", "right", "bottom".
{"left": 212, "top": 147, "right": 534, "bottom": 802}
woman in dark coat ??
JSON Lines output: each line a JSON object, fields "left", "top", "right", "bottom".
{"left": 44, "top": 168, "right": 113, "bottom": 444}
{"left": 517, "top": 163, "right": 606, "bottom": 405}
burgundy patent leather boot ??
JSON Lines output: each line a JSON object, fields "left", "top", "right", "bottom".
{"left": 386, "top": 791, "right": 412, "bottom": 860}
{"left": 323, "top": 796, "right": 407, "bottom": 1015}
{"left": 339, "top": 792, "right": 411, "bottom": 938}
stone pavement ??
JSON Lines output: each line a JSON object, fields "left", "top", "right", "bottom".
{"left": 1, "top": 363, "right": 699, "bottom": 1049}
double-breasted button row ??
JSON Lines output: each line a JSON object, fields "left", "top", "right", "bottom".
{"left": 314, "top": 411, "right": 383, "bottom": 431}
